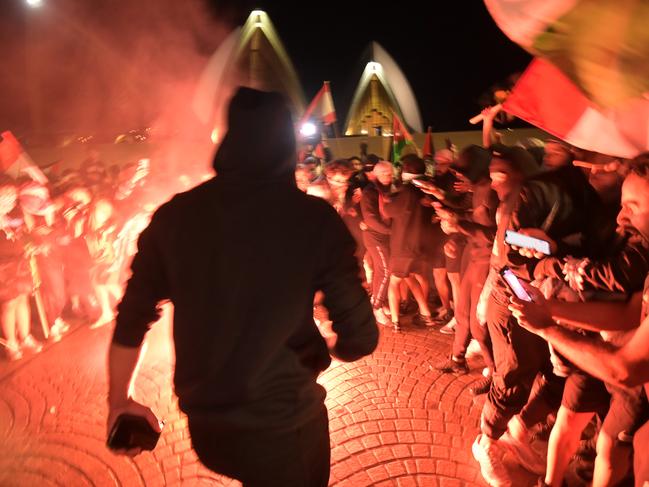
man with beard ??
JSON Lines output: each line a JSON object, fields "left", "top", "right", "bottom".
{"left": 504, "top": 154, "right": 649, "bottom": 486}
{"left": 510, "top": 153, "right": 649, "bottom": 487}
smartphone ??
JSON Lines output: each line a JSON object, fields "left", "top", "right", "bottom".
{"left": 500, "top": 267, "right": 533, "bottom": 302}
{"left": 107, "top": 414, "right": 161, "bottom": 451}
{"left": 505, "top": 230, "right": 551, "bottom": 255}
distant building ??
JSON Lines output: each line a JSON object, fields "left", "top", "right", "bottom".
{"left": 345, "top": 42, "right": 422, "bottom": 137}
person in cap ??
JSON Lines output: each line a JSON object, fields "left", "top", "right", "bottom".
{"left": 106, "top": 87, "right": 378, "bottom": 487}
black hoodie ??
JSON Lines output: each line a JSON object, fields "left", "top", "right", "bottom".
{"left": 113, "top": 88, "right": 377, "bottom": 431}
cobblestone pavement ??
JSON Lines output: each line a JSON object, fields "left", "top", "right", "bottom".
{"left": 0, "top": 311, "right": 537, "bottom": 486}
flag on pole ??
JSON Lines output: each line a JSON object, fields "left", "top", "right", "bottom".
{"left": 422, "top": 126, "right": 435, "bottom": 158}
{"left": 503, "top": 58, "right": 649, "bottom": 158}
{"left": 0, "top": 131, "right": 47, "bottom": 184}
{"left": 391, "top": 111, "right": 417, "bottom": 163}
{"left": 300, "top": 81, "right": 337, "bottom": 126}
{"left": 484, "top": 0, "right": 649, "bottom": 108}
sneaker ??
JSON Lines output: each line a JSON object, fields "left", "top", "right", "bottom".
{"left": 374, "top": 308, "right": 390, "bottom": 326}
{"left": 472, "top": 434, "right": 512, "bottom": 487}
{"left": 500, "top": 430, "right": 546, "bottom": 475}
{"left": 470, "top": 376, "right": 492, "bottom": 396}
{"left": 435, "top": 356, "right": 469, "bottom": 374}
{"left": 5, "top": 344, "right": 23, "bottom": 361}
{"left": 439, "top": 317, "right": 456, "bottom": 334}
{"left": 435, "top": 307, "right": 453, "bottom": 323}
{"left": 392, "top": 321, "right": 402, "bottom": 333}
{"left": 50, "top": 318, "right": 70, "bottom": 340}
{"left": 373, "top": 307, "right": 390, "bottom": 326}
{"left": 412, "top": 313, "right": 435, "bottom": 328}
{"left": 21, "top": 335, "right": 43, "bottom": 354}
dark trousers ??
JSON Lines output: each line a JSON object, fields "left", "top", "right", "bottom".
{"left": 482, "top": 293, "right": 552, "bottom": 439}
{"left": 365, "top": 241, "right": 390, "bottom": 309}
{"left": 188, "top": 407, "right": 330, "bottom": 487}
{"left": 518, "top": 371, "right": 565, "bottom": 429}
{"left": 452, "top": 252, "right": 494, "bottom": 370}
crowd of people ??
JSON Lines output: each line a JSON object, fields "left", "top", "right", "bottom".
{"left": 3, "top": 100, "right": 649, "bottom": 485}
{"left": 295, "top": 107, "right": 649, "bottom": 486}
{"left": 0, "top": 149, "right": 208, "bottom": 361}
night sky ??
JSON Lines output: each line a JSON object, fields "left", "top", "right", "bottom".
{"left": 0, "top": 0, "right": 532, "bottom": 136}
{"left": 254, "top": 1, "right": 533, "bottom": 131}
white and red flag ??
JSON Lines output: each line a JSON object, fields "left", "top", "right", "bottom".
{"left": 0, "top": 131, "right": 47, "bottom": 184}
{"left": 300, "top": 81, "right": 337, "bottom": 126}
{"left": 503, "top": 59, "right": 649, "bottom": 158}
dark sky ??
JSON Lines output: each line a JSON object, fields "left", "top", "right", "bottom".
{"left": 0, "top": 0, "right": 532, "bottom": 137}
{"left": 254, "top": 1, "right": 532, "bottom": 131}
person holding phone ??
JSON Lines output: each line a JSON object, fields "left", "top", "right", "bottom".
{"left": 471, "top": 146, "right": 600, "bottom": 486}
{"left": 509, "top": 154, "right": 649, "bottom": 487}
{"left": 107, "top": 88, "right": 378, "bottom": 487}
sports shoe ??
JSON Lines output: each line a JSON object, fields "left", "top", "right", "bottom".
{"left": 5, "top": 344, "right": 23, "bottom": 361}
{"left": 439, "top": 317, "right": 456, "bottom": 334}
{"left": 412, "top": 313, "right": 435, "bottom": 328}
{"left": 435, "top": 356, "right": 469, "bottom": 374}
{"left": 470, "top": 376, "right": 492, "bottom": 396}
{"left": 50, "top": 318, "right": 70, "bottom": 341}
{"left": 21, "top": 335, "right": 43, "bottom": 354}
{"left": 435, "top": 307, "right": 453, "bottom": 323}
{"left": 373, "top": 307, "right": 390, "bottom": 326}
{"left": 500, "top": 430, "right": 546, "bottom": 475}
{"left": 472, "top": 434, "right": 512, "bottom": 487}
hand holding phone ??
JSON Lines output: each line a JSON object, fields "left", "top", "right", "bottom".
{"left": 107, "top": 413, "right": 162, "bottom": 452}
{"left": 505, "top": 230, "right": 552, "bottom": 256}
{"left": 500, "top": 267, "right": 533, "bottom": 302}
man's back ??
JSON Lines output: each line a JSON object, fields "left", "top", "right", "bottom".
{"left": 114, "top": 176, "right": 377, "bottom": 431}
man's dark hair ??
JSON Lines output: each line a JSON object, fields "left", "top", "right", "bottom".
{"left": 400, "top": 154, "right": 425, "bottom": 175}
{"left": 627, "top": 152, "right": 649, "bottom": 178}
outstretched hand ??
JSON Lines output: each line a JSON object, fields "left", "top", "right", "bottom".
{"left": 508, "top": 281, "right": 554, "bottom": 336}
{"left": 508, "top": 228, "right": 557, "bottom": 259}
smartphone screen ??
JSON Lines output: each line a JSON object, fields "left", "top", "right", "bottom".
{"left": 505, "top": 230, "right": 551, "bottom": 255}
{"left": 501, "top": 268, "right": 533, "bottom": 302}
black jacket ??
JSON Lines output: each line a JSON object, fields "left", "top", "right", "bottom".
{"left": 112, "top": 88, "right": 377, "bottom": 431}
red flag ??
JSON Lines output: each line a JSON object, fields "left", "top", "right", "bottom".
{"left": 422, "top": 126, "right": 435, "bottom": 157}
{"left": 0, "top": 131, "right": 48, "bottom": 183}
{"left": 503, "top": 59, "right": 649, "bottom": 158}
{"left": 300, "top": 81, "right": 337, "bottom": 126}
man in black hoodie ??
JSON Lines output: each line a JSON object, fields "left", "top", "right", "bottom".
{"left": 106, "top": 88, "right": 378, "bottom": 487}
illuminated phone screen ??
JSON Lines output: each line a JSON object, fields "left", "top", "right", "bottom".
{"left": 501, "top": 268, "right": 532, "bottom": 302}
{"left": 505, "top": 230, "right": 551, "bottom": 255}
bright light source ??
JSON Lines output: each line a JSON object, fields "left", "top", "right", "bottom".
{"left": 26, "top": 0, "right": 43, "bottom": 8}
{"left": 300, "top": 122, "right": 317, "bottom": 137}
{"left": 211, "top": 127, "right": 220, "bottom": 144}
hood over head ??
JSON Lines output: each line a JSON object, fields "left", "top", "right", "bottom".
{"left": 212, "top": 87, "right": 296, "bottom": 183}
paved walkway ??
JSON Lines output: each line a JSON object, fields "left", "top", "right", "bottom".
{"left": 0, "top": 311, "right": 537, "bottom": 486}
